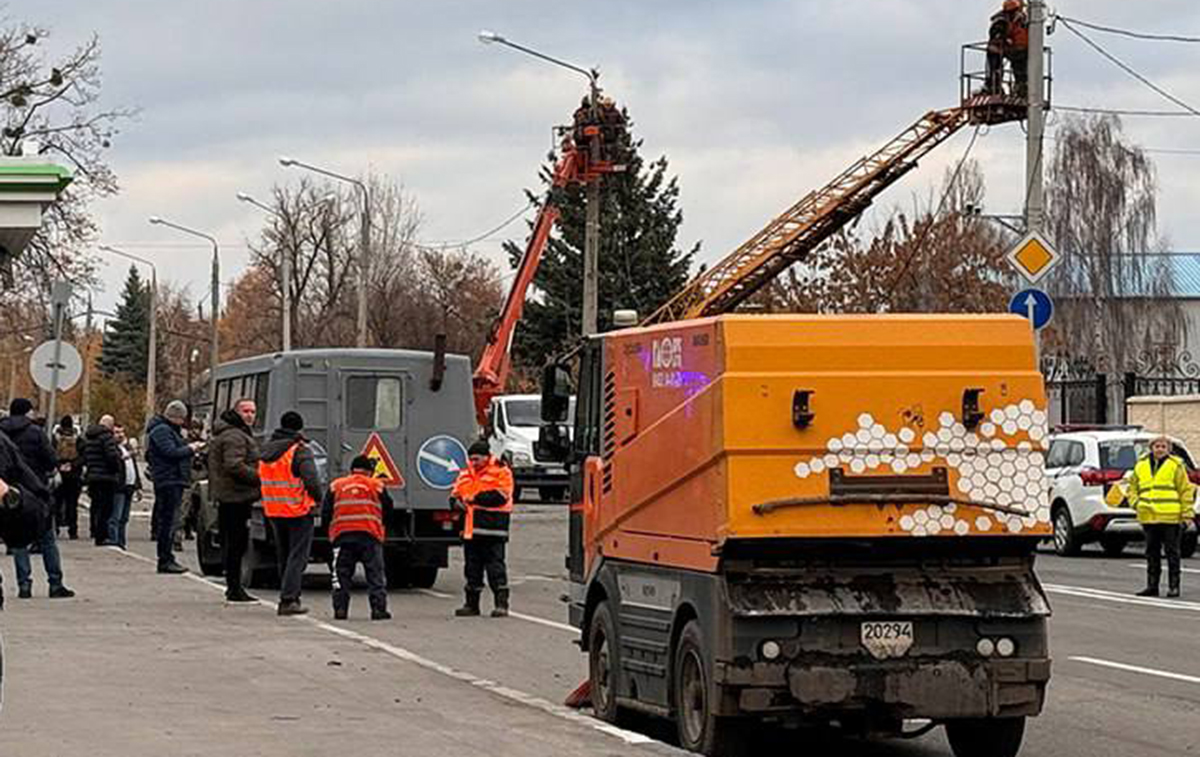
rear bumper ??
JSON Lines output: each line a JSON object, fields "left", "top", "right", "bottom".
{"left": 1088, "top": 513, "right": 1199, "bottom": 540}
{"left": 717, "top": 657, "right": 1050, "bottom": 720}
{"left": 513, "top": 465, "right": 568, "bottom": 489}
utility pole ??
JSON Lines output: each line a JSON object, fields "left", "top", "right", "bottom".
{"left": 1026, "top": 0, "right": 1047, "bottom": 366}
{"left": 582, "top": 77, "right": 601, "bottom": 338}
{"left": 81, "top": 295, "right": 93, "bottom": 428}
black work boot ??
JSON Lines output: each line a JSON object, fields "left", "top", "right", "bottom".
{"left": 278, "top": 600, "right": 309, "bottom": 616}
{"left": 371, "top": 607, "right": 392, "bottom": 621}
{"left": 1136, "top": 585, "right": 1160, "bottom": 597}
{"left": 1168, "top": 572, "right": 1181, "bottom": 599}
{"left": 333, "top": 604, "right": 349, "bottom": 621}
{"left": 491, "top": 589, "right": 510, "bottom": 618}
{"left": 455, "top": 589, "right": 481, "bottom": 617}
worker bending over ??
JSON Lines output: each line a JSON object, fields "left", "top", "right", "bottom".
{"left": 451, "top": 440, "right": 514, "bottom": 618}
{"left": 324, "top": 455, "right": 393, "bottom": 620}
{"left": 986, "top": 0, "right": 1029, "bottom": 98}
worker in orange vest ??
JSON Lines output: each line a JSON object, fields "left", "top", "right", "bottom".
{"left": 322, "top": 455, "right": 393, "bottom": 620}
{"left": 986, "top": 0, "right": 1030, "bottom": 97}
{"left": 258, "top": 411, "right": 325, "bottom": 616}
{"left": 451, "top": 440, "right": 515, "bottom": 618}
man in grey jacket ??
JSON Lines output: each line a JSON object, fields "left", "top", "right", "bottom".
{"left": 208, "top": 398, "right": 261, "bottom": 602}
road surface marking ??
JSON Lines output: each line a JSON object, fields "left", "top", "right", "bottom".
{"left": 416, "top": 588, "right": 454, "bottom": 599}
{"left": 1069, "top": 656, "right": 1200, "bottom": 686}
{"left": 417, "top": 588, "right": 576, "bottom": 632}
{"left": 1044, "top": 583, "right": 1200, "bottom": 613}
{"left": 105, "top": 546, "right": 655, "bottom": 747}
{"left": 1126, "top": 563, "right": 1200, "bottom": 575}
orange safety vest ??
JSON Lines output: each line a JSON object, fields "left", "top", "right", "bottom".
{"left": 258, "top": 443, "right": 316, "bottom": 518}
{"left": 452, "top": 457, "right": 515, "bottom": 540}
{"left": 329, "top": 473, "right": 386, "bottom": 543}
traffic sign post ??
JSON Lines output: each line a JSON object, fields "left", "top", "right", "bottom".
{"left": 1009, "top": 288, "right": 1053, "bottom": 331}
{"left": 416, "top": 435, "right": 468, "bottom": 490}
{"left": 40, "top": 280, "right": 73, "bottom": 427}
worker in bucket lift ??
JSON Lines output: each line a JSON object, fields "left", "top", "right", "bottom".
{"left": 986, "top": 0, "right": 1029, "bottom": 98}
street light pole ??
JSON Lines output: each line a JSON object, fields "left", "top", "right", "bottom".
{"left": 277, "top": 158, "right": 370, "bottom": 347}
{"left": 148, "top": 217, "right": 220, "bottom": 404}
{"left": 99, "top": 244, "right": 158, "bottom": 423}
{"left": 478, "top": 30, "right": 602, "bottom": 337}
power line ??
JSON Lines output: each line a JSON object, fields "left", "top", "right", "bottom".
{"left": 413, "top": 200, "right": 536, "bottom": 249}
{"left": 1054, "top": 105, "right": 1200, "bottom": 118}
{"left": 1054, "top": 15, "right": 1200, "bottom": 44}
{"left": 1057, "top": 18, "right": 1200, "bottom": 118}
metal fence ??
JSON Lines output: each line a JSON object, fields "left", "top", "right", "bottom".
{"left": 1045, "top": 372, "right": 1200, "bottom": 426}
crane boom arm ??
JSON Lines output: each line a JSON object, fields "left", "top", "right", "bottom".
{"left": 472, "top": 146, "right": 583, "bottom": 424}
{"left": 643, "top": 107, "right": 971, "bottom": 324}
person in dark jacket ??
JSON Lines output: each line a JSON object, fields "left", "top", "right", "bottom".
{"left": 208, "top": 399, "right": 262, "bottom": 602}
{"left": 82, "top": 415, "right": 122, "bottom": 544}
{"left": 53, "top": 415, "right": 83, "bottom": 539}
{"left": 258, "top": 411, "right": 324, "bottom": 615}
{"left": 0, "top": 399, "right": 58, "bottom": 485}
{"left": 0, "top": 429, "right": 73, "bottom": 602}
{"left": 106, "top": 424, "right": 141, "bottom": 550}
{"left": 146, "top": 400, "right": 200, "bottom": 573}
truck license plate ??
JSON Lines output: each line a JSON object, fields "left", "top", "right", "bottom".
{"left": 861, "top": 621, "right": 914, "bottom": 660}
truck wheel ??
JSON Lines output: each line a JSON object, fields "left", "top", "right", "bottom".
{"left": 1100, "top": 535, "right": 1127, "bottom": 558}
{"left": 539, "top": 486, "right": 568, "bottom": 503}
{"left": 945, "top": 717, "right": 1026, "bottom": 757}
{"left": 385, "top": 552, "right": 412, "bottom": 589}
{"left": 1183, "top": 531, "right": 1198, "bottom": 559}
{"left": 410, "top": 566, "right": 439, "bottom": 589}
{"left": 241, "top": 540, "right": 278, "bottom": 589}
{"left": 1052, "top": 506, "right": 1081, "bottom": 556}
{"left": 672, "top": 620, "right": 747, "bottom": 757}
{"left": 196, "top": 529, "right": 224, "bottom": 576}
{"left": 589, "top": 602, "right": 622, "bottom": 724}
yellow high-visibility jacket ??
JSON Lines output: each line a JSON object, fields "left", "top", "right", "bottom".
{"left": 1125, "top": 455, "right": 1196, "bottom": 525}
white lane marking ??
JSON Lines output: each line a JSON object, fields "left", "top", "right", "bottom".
{"left": 417, "top": 588, "right": 575, "bottom": 633}
{"left": 416, "top": 588, "right": 453, "bottom": 600}
{"left": 1044, "top": 583, "right": 1200, "bottom": 613}
{"left": 103, "top": 546, "right": 652, "bottom": 747}
{"left": 1069, "top": 656, "right": 1200, "bottom": 686}
{"left": 1126, "top": 563, "right": 1200, "bottom": 575}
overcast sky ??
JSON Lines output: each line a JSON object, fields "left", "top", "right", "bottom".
{"left": 37, "top": 0, "right": 1200, "bottom": 314}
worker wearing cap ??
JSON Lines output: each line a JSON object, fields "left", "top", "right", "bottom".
{"left": 1124, "top": 436, "right": 1195, "bottom": 598}
{"left": 986, "top": 0, "right": 1029, "bottom": 97}
{"left": 323, "top": 455, "right": 393, "bottom": 621}
{"left": 450, "top": 440, "right": 514, "bottom": 617}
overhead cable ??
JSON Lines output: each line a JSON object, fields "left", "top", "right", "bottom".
{"left": 1055, "top": 15, "right": 1200, "bottom": 44}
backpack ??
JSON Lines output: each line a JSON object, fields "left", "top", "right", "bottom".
{"left": 55, "top": 431, "right": 78, "bottom": 462}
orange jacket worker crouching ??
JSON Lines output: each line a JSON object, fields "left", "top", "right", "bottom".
{"left": 323, "top": 455, "right": 393, "bottom": 620}
{"left": 450, "top": 440, "right": 514, "bottom": 617}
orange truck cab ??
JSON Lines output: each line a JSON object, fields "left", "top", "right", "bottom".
{"left": 538, "top": 314, "right": 1051, "bottom": 757}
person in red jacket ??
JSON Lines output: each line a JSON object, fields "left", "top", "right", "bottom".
{"left": 451, "top": 440, "right": 515, "bottom": 618}
{"left": 322, "top": 455, "right": 393, "bottom": 620}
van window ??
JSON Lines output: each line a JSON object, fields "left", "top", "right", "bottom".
{"left": 347, "top": 376, "right": 403, "bottom": 430}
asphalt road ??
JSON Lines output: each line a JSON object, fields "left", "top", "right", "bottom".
{"left": 0, "top": 503, "right": 1197, "bottom": 756}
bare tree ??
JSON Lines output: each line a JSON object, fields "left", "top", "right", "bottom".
{"left": 1043, "top": 114, "right": 1180, "bottom": 377}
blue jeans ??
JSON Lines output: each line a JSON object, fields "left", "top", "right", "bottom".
{"left": 13, "top": 527, "right": 65, "bottom": 591}
{"left": 108, "top": 491, "right": 130, "bottom": 548}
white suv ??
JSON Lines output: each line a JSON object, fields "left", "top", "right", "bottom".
{"left": 1047, "top": 428, "right": 1199, "bottom": 557}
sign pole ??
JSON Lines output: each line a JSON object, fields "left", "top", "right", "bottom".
{"left": 1025, "top": 293, "right": 1041, "bottom": 367}
{"left": 46, "top": 281, "right": 71, "bottom": 429}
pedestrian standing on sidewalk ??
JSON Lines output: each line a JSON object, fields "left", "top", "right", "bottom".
{"left": 324, "top": 455, "right": 392, "bottom": 621}
{"left": 208, "top": 398, "right": 261, "bottom": 603}
{"left": 1126, "top": 435, "right": 1196, "bottom": 598}
{"left": 82, "top": 415, "right": 122, "bottom": 544}
{"left": 0, "top": 428, "right": 73, "bottom": 600}
{"left": 52, "top": 416, "right": 82, "bottom": 540}
{"left": 451, "top": 440, "right": 515, "bottom": 618}
{"left": 146, "top": 401, "right": 200, "bottom": 574}
{"left": 105, "top": 424, "right": 141, "bottom": 550}
{"left": 258, "top": 411, "right": 323, "bottom": 615}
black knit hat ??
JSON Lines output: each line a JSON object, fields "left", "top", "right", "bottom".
{"left": 9, "top": 398, "right": 32, "bottom": 416}
{"left": 350, "top": 455, "right": 375, "bottom": 472}
{"left": 467, "top": 440, "right": 490, "bottom": 457}
{"left": 280, "top": 411, "right": 304, "bottom": 432}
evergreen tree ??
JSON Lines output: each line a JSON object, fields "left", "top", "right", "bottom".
{"left": 98, "top": 265, "right": 150, "bottom": 381}
{"left": 506, "top": 112, "right": 697, "bottom": 371}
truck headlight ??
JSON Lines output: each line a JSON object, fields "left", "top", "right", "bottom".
{"left": 996, "top": 638, "right": 1016, "bottom": 658}
{"left": 760, "top": 640, "right": 782, "bottom": 661}
{"left": 976, "top": 638, "right": 996, "bottom": 657}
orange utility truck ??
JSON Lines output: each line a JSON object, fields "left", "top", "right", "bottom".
{"left": 538, "top": 314, "right": 1051, "bottom": 756}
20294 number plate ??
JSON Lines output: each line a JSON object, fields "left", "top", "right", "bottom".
{"left": 860, "top": 621, "right": 914, "bottom": 660}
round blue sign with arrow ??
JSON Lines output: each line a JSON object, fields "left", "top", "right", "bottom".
{"left": 416, "top": 435, "right": 468, "bottom": 490}
{"left": 1009, "top": 288, "right": 1054, "bottom": 331}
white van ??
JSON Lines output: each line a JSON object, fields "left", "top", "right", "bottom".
{"left": 486, "top": 394, "right": 573, "bottom": 502}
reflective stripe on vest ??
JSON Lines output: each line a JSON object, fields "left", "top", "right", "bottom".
{"left": 258, "top": 444, "right": 315, "bottom": 518}
{"left": 1131, "top": 456, "right": 1189, "bottom": 523}
{"left": 329, "top": 474, "right": 385, "bottom": 542}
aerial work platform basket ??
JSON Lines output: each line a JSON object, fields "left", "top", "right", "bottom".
{"left": 959, "top": 41, "right": 1052, "bottom": 126}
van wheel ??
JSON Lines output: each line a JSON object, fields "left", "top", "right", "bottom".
{"left": 673, "top": 620, "right": 747, "bottom": 757}
{"left": 241, "top": 540, "right": 278, "bottom": 589}
{"left": 945, "top": 718, "right": 1026, "bottom": 757}
{"left": 196, "top": 529, "right": 224, "bottom": 576}
{"left": 1183, "top": 531, "right": 1198, "bottom": 559}
{"left": 385, "top": 553, "right": 411, "bottom": 588}
{"left": 539, "top": 486, "right": 568, "bottom": 502}
{"left": 1052, "top": 506, "right": 1081, "bottom": 556}
{"left": 410, "top": 566, "right": 439, "bottom": 589}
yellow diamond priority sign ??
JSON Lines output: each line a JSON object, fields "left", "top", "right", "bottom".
{"left": 1006, "top": 231, "right": 1059, "bottom": 284}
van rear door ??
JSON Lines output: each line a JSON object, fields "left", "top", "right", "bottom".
{"left": 339, "top": 369, "right": 410, "bottom": 508}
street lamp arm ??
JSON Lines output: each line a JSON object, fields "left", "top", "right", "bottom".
{"left": 98, "top": 244, "right": 156, "bottom": 275}
{"left": 278, "top": 157, "right": 367, "bottom": 197}
{"left": 478, "top": 32, "right": 597, "bottom": 85}
{"left": 148, "top": 217, "right": 219, "bottom": 249}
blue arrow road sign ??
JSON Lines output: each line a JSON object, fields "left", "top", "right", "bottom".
{"left": 1009, "top": 288, "right": 1054, "bottom": 330}
{"left": 416, "top": 434, "right": 468, "bottom": 489}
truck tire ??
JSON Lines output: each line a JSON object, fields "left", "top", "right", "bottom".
{"left": 945, "top": 717, "right": 1026, "bottom": 757}
{"left": 539, "top": 486, "right": 568, "bottom": 503}
{"left": 1100, "top": 535, "right": 1127, "bottom": 558}
{"left": 1052, "top": 505, "right": 1081, "bottom": 556}
{"left": 410, "top": 566, "right": 439, "bottom": 589}
{"left": 196, "top": 528, "right": 224, "bottom": 576}
{"left": 672, "top": 620, "right": 747, "bottom": 757}
{"left": 1183, "top": 531, "right": 1198, "bottom": 559}
{"left": 241, "top": 540, "right": 278, "bottom": 590}
{"left": 589, "top": 601, "right": 621, "bottom": 724}
{"left": 385, "top": 552, "right": 412, "bottom": 589}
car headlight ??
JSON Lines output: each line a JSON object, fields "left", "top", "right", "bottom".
{"left": 512, "top": 452, "right": 533, "bottom": 466}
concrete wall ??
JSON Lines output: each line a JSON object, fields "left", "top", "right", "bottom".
{"left": 1127, "top": 394, "right": 1200, "bottom": 454}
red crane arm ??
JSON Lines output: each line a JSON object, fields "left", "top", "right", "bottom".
{"left": 473, "top": 144, "right": 583, "bottom": 424}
